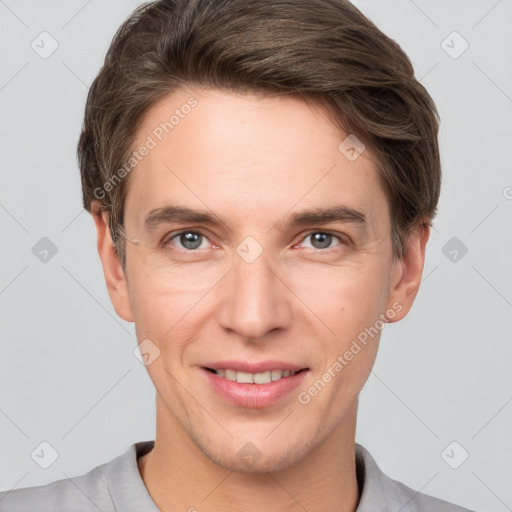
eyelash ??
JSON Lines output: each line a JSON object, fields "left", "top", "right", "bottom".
{"left": 162, "top": 230, "right": 348, "bottom": 253}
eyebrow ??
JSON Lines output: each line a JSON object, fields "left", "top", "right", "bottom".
{"left": 144, "top": 204, "right": 366, "bottom": 230}
{"left": 286, "top": 205, "right": 366, "bottom": 226}
{"left": 145, "top": 206, "right": 218, "bottom": 228}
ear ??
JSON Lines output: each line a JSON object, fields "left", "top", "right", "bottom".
{"left": 91, "top": 201, "right": 134, "bottom": 322}
{"left": 385, "top": 223, "right": 430, "bottom": 323}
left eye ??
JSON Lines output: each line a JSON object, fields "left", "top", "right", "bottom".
{"left": 168, "top": 231, "right": 210, "bottom": 250}
{"left": 301, "top": 232, "right": 343, "bottom": 250}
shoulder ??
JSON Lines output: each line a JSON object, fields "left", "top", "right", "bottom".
{"left": 355, "top": 444, "right": 477, "bottom": 512}
{"left": 0, "top": 441, "right": 155, "bottom": 512}
{"left": 0, "top": 462, "right": 111, "bottom": 512}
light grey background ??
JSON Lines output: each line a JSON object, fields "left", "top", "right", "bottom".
{"left": 1, "top": 1, "right": 511, "bottom": 510}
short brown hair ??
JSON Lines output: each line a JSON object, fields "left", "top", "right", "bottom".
{"left": 78, "top": 0, "right": 441, "bottom": 263}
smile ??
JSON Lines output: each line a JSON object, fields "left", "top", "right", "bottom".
{"left": 205, "top": 368, "right": 304, "bottom": 384}
{"left": 201, "top": 364, "right": 309, "bottom": 408}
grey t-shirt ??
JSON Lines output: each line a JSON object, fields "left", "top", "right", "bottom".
{"left": 0, "top": 441, "right": 474, "bottom": 511}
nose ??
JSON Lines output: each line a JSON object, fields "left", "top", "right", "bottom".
{"left": 216, "top": 249, "right": 293, "bottom": 341}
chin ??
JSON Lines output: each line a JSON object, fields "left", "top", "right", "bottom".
{"left": 209, "top": 450, "right": 299, "bottom": 474}
{"left": 196, "top": 434, "right": 314, "bottom": 474}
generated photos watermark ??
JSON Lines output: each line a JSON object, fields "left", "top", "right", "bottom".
{"left": 93, "top": 97, "right": 198, "bottom": 200}
{"left": 298, "top": 301, "right": 403, "bottom": 405}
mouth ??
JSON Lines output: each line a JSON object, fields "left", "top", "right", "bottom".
{"left": 200, "top": 363, "right": 309, "bottom": 408}
{"left": 203, "top": 367, "right": 307, "bottom": 384}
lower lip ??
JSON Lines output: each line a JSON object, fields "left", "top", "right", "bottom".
{"left": 201, "top": 368, "right": 308, "bottom": 409}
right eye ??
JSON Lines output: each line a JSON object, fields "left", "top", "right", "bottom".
{"left": 165, "top": 231, "right": 211, "bottom": 251}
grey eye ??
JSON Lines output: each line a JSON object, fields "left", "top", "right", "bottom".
{"left": 309, "top": 232, "right": 333, "bottom": 249}
{"left": 178, "top": 232, "right": 203, "bottom": 250}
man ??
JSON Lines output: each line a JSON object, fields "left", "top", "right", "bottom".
{"left": 0, "top": 0, "right": 475, "bottom": 510}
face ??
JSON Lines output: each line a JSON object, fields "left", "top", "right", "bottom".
{"left": 95, "top": 87, "right": 426, "bottom": 473}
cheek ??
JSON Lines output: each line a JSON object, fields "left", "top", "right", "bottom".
{"left": 128, "top": 278, "right": 208, "bottom": 396}
{"left": 126, "top": 261, "right": 210, "bottom": 349}
{"left": 126, "top": 244, "right": 221, "bottom": 321}
{"left": 288, "top": 258, "right": 391, "bottom": 331}
{"left": 286, "top": 258, "right": 391, "bottom": 401}
{"left": 326, "top": 263, "right": 391, "bottom": 389}
{"left": 297, "top": 270, "right": 385, "bottom": 416}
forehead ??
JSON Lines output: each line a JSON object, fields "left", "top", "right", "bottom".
{"left": 125, "top": 87, "right": 389, "bottom": 230}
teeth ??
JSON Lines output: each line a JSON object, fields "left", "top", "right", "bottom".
{"left": 213, "top": 368, "right": 298, "bottom": 384}
{"left": 253, "top": 371, "right": 272, "bottom": 384}
{"left": 271, "top": 369, "right": 283, "bottom": 381}
{"left": 236, "top": 371, "right": 253, "bottom": 384}
{"left": 225, "top": 369, "right": 237, "bottom": 381}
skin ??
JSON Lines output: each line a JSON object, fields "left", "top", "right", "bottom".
{"left": 92, "top": 87, "right": 429, "bottom": 512}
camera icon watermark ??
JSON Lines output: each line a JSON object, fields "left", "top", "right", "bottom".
{"left": 338, "top": 134, "right": 366, "bottom": 161}
{"left": 32, "top": 237, "right": 58, "bottom": 263}
{"left": 442, "top": 236, "right": 468, "bottom": 263}
{"left": 441, "top": 441, "right": 469, "bottom": 469}
{"left": 31, "top": 31, "right": 59, "bottom": 59}
{"left": 31, "top": 441, "right": 59, "bottom": 469}
{"left": 133, "top": 338, "right": 161, "bottom": 366}
{"left": 441, "top": 31, "right": 469, "bottom": 60}
{"left": 237, "top": 442, "right": 262, "bottom": 469}
{"left": 236, "top": 236, "right": 263, "bottom": 264}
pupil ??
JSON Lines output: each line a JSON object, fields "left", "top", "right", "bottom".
{"left": 312, "top": 233, "right": 331, "bottom": 249}
{"left": 181, "top": 232, "right": 202, "bottom": 249}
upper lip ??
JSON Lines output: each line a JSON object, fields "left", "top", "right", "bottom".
{"left": 202, "top": 360, "right": 308, "bottom": 373}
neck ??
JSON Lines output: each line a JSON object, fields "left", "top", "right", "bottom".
{"left": 138, "top": 395, "right": 360, "bottom": 512}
